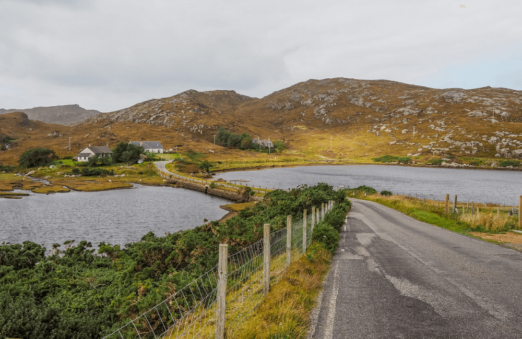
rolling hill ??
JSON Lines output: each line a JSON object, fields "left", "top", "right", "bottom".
{"left": 1, "top": 78, "right": 522, "bottom": 165}
{"left": 0, "top": 104, "right": 102, "bottom": 125}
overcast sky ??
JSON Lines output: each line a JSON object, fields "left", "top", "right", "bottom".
{"left": 1, "top": 0, "right": 521, "bottom": 112}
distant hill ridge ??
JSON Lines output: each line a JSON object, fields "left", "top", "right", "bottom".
{"left": 0, "top": 104, "right": 102, "bottom": 125}
{"left": 2, "top": 78, "right": 522, "bottom": 165}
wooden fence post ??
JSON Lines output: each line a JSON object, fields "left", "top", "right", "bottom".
{"left": 311, "top": 206, "right": 315, "bottom": 234}
{"left": 445, "top": 194, "right": 449, "bottom": 214}
{"left": 216, "top": 244, "right": 228, "bottom": 339}
{"left": 454, "top": 195, "right": 458, "bottom": 213}
{"left": 303, "top": 209, "right": 307, "bottom": 254}
{"left": 316, "top": 206, "right": 320, "bottom": 224}
{"left": 519, "top": 196, "right": 522, "bottom": 228}
{"left": 263, "top": 224, "right": 271, "bottom": 296}
{"left": 286, "top": 216, "right": 291, "bottom": 268}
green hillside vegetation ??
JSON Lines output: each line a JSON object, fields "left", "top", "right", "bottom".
{"left": 373, "top": 155, "right": 411, "bottom": 164}
{"left": 0, "top": 183, "right": 348, "bottom": 338}
{"left": 216, "top": 127, "right": 284, "bottom": 152}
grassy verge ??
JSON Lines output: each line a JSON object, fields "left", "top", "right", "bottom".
{"left": 354, "top": 192, "right": 519, "bottom": 233}
{"left": 230, "top": 243, "right": 331, "bottom": 339}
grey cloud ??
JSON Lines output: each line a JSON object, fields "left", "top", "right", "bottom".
{"left": 0, "top": 0, "right": 521, "bottom": 111}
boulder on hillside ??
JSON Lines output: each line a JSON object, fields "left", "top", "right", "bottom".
{"left": 442, "top": 91, "right": 467, "bottom": 103}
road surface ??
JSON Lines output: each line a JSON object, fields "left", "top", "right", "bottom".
{"left": 312, "top": 198, "right": 522, "bottom": 338}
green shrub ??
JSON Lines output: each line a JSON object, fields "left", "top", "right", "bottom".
{"left": 0, "top": 165, "right": 14, "bottom": 172}
{"left": 0, "top": 184, "right": 346, "bottom": 338}
{"left": 380, "top": 190, "right": 392, "bottom": 196}
{"left": 397, "top": 156, "right": 411, "bottom": 164}
{"left": 112, "top": 142, "right": 144, "bottom": 164}
{"left": 312, "top": 224, "right": 340, "bottom": 254}
{"left": 349, "top": 185, "right": 377, "bottom": 194}
{"left": 323, "top": 205, "right": 349, "bottom": 232}
{"left": 373, "top": 155, "right": 398, "bottom": 163}
{"left": 210, "top": 182, "right": 216, "bottom": 189}
{"left": 19, "top": 148, "right": 57, "bottom": 168}
{"left": 499, "top": 160, "right": 520, "bottom": 167}
{"left": 71, "top": 168, "right": 80, "bottom": 175}
{"left": 428, "top": 158, "right": 444, "bottom": 165}
{"left": 80, "top": 167, "right": 114, "bottom": 176}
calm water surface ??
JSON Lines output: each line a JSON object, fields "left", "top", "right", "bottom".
{"left": 0, "top": 185, "right": 229, "bottom": 252}
{"left": 215, "top": 165, "right": 522, "bottom": 205}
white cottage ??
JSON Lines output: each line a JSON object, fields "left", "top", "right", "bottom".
{"left": 129, "top": 141, "right": 164, "bottom": 154}
{"left": 77, "top": 145, "right": 113, "bottom": 162}
{"left": 252, "top": 136, "right": 274, "bottom": 148}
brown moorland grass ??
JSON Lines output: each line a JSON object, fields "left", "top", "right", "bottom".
{"left": 32, "top": 184, "right": 71, "bottom": 194}
{"left": 352, "top": 192, "right": 520, "bottom": 233}
{"left": 51, "top": 179, "right": 133, "bottom": 191}
{"left": 229, "top": 243, "right": 331, "bottom": 339}
{"left": 3, "top": 79, "right": 522, "bottom": 168}
{"left": 0, "top": 173, "right": 43, "bottom": 191}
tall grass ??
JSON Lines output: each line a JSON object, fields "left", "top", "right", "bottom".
{"left": 459, "top": 211, "right": 516, "bottom": 231}
{"left": 350, "top": 191, "right": 520, "bottom": 233}
{"left": 229, "top": 243, "right": 331, "bottom": 339}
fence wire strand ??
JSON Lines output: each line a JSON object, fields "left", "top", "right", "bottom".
{"left": 103, "top": 205, "right": 329, "bottom": 339}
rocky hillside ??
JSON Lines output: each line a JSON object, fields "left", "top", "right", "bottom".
{"left": 87, "top": 78, "right": 522, "bottom": 159}
{"left": 2, "top": 78, "right": 522, "bottom": 164}
{"left": 0, "top": 104, "right": 101, "bottom": 125}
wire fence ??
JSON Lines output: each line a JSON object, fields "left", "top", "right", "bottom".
{"left": 103, "top": 202, "right": 334, "bottom": 339}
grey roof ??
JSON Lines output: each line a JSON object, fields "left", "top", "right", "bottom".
{"left": 129, "top": 141, "right": 164, "bottom": 150}
{"left": 87, "top": 146, "right": 112, "bottom": 154}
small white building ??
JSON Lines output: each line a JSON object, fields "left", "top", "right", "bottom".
{"left": 252, "top": 137, "right": 274, "bottom": 148}
{"left": 77, "top": 145, "right": 113, "bottom": 162}
{"left": 129, "top": 141, "right": 164, "bottom": 154}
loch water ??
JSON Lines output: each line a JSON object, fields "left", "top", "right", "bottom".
{"left": 215, "top": 165, "right": 522, "bottom": 206}
{"left": 0, "top": 185, "right": 229, "bottom": 252}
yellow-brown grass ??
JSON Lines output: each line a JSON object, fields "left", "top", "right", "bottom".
{"left": 353, "top": 191, "right": 520, "bottom": 232}
{"left": 459, "top": 212, "right": 516, "bottom": 231}
{"left": 0, "top": 173, "right": 43, "bottom": 191}
{"left": 222, "top": 201, "right": 256, "bottom": 212}
{"left": 229, "top": 243, "right": 331, "bottom": 339}
{"left": 32, "top": 184, "right": 70, "bottom": 194}
{"left": 51, "top": 179, "right": 133, "bottom": 191}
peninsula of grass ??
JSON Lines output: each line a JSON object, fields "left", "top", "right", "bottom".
{"left": 0, "top": 173, "right": 43, "bottom": 191}
{"left": 222, "top": 201, "right": 257, "bottom": 212}
{"left": 51, "top": 179, "right": 133, "bottom": 192}
{"left": 0, "top": 192, "right": 29, "bottom": 199}
{"left": 32, "top": 185, "right": 70, "bottom": 194}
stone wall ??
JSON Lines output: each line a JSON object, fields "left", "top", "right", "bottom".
{"left": 159, "top": 172, "right": 261, "bottom": 203}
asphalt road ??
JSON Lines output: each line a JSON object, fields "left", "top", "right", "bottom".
{"left": 312, "top": 198, "right": 522, "bottom": 339}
